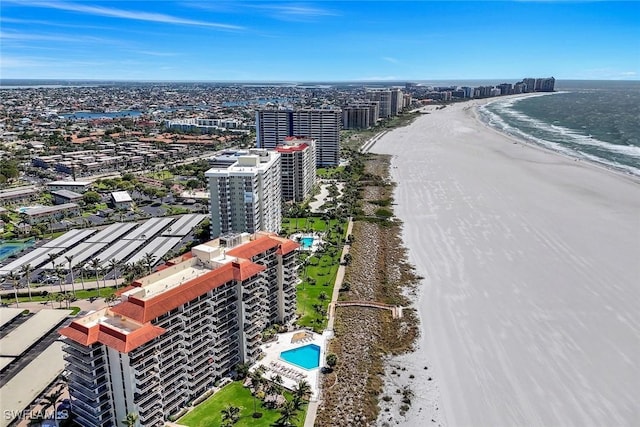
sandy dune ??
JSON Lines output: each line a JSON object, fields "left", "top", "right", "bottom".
{"left": 371, "top": 101, "right": 640, "bottom": 427}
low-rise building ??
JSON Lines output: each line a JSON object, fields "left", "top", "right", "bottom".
{"left": 23, "top": 203, "right": 80, "bottom": 225}
{"left": 51, "top": 189, "right": 84, "bottom": 205}
{"left": 110, "top": 191, "right": 133, "bottom": 210}
{"left": 0, "top": 187, "right": 39, "bottom": 206}
{"left": 46, "top": 181, "right": 92, "bottom": 194}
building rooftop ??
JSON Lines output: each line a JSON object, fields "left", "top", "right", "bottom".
{"left": 60, "top": 232, "right": 299, "bottom": 352}
{"left": 24, "top": 203, "right": 79, "bottom": 216}
{"left": 110, "top": 191, "right": 133, "bottom": 203}
{"left": 46, "top": 180, "right": 91, "bottom": 186}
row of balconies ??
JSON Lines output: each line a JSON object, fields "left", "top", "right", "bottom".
{"left": 63, "top": 354, "right": 106, "bottom": 374}
{"left": 64, "top": 344, "right": 105, "bottom": 362}
{"left": 72, "top": 399, "right": 113, "bottom": 423}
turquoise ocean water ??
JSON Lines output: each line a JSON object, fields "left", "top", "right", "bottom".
{"left": 478, "top": 80, "right": 640, "bottom": 176}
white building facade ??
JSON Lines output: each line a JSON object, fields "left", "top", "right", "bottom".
{"left": 276, "top": 137, "right": 317, "bottom": 203}
{"left": 206, "top": 149, "right": 281, "bottom": 239}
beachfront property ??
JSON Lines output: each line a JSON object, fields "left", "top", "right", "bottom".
{"left": 342, "top": 103, "right": 379, "bottom": 130}
{"left": 59, "top": 232, "right": 299, "bottom": 427}
{"left": 276, "top": 137, "right": 317, "bottom": 203}
{"left": 205, "top": 149, "right": 281, "bottom": 239}
{"left": 256, "top": 109, "right": 341, "bottom": 167}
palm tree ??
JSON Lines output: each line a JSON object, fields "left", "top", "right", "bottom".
{"left": 275, "top": 400, "right": 298, "bottom": 427}
{"left": 65, "top": 255, "right": 76, "bottom": 296}
{"left": 105, "top": 293, "right": 118, "bottom": 307}
{"left": 55, "top": 266, "right": 65, "bottom": 294}
{"left": 7, "top": 272, "right": 20, "bottom": 307}
{"left": 41, "top": 387, "right": 63, "bottom": 412}
{"left": 89, "top": 258, "right": 102, "bottom": 297}
{"left": 293, "top": 380, "right": 312, "bottom": 402}
{"left": 20, "top": 263, "right": 33, "bottom": 301}
{"left": 48, "top": 252, "right": 57, "bottom": 271}
{"left": 121, "top": 412, "right": 138, "bottom": 427}
{"left": 79, "top": 264, "right": 86, "bottom": 290}
{"left": 220, "top": 405, "right": 240, "bottom": 424}
{"left": 142, "top": 252, "right": 156, "bottom": 275}
{"left": 55, "top": 293, "right": 65, "bottom": 308}
{"left": 108, "top": 258, "right": 120, "bottom": 288}
{"left": 249, "top": 369, "right": 264, "bottom": 416}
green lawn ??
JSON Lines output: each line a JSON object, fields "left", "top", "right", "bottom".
{"left": 281, "top": 216, "right": 348, "bottom": 331}
{"left": 178, "top": 382, "right": 307, "bottom": 427}
{"left": 13, "top": 286, "right": 119, "bottom": 304}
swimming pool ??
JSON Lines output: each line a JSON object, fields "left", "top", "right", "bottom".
{"left": 280, "top": 344, "right": 321, "bottom": 370}
{"left": 0, "top": 241, "right": 34, "bottom": 262}
{"left": 300, "top": 237, "right": 314, "bottom": 249}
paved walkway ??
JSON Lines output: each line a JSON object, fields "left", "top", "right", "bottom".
{"left": 304, "top": 217, "right": 353, "bottom": 427}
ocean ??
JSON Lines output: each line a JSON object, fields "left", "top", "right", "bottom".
{"left": 478, "top": 80, "right": 640, "bottom": 176}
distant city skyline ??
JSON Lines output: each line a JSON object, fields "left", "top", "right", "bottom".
{"left": 2, "top": 1, "right": 638, "bottom": 81}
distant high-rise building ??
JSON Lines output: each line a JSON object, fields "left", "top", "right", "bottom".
{"left": 342, "top": 105, "right": 372, "bottom": 130}
{"left": 497, "top": 83, "right": 513, "bottom": 95}
{"left": 390, "top": 88, "right": 404, "bottom": 115}
{"left": 536, "top": 77, "right": 555, "bottom": 92}
{"left": 60, "top": 232, "right": 299, "bottom": 427}
{"left": 367, "top": 90, "right": 392, "bottom": 118}
{"left": 256, "top": 109, "right": 340, "bottom": 167}
{"left": 206, "top": 149, "right": 281, "bottom": 238}
{"left": 276, "top": 137, "right": 317, "bottom": 202}
{"left": 523, "top": 78, "right": 536, "bottom": 93}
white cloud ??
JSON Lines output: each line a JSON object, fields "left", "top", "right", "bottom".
{"left": 253, "top": 3, "right": 338, "bottom": 21}
{"left": 8, "top": 1, "right": 245, "bottom": 31}
{"left": 382, "top": 57, "right": 399, "bottom": 64}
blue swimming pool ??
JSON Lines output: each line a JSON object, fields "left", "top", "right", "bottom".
{"left": 300, "top": 237, "right": 314, "bottom": 249}
{"left": 0, "top": 241, "right": 34, "bottom": 262}
{"left": 280, "top": 344, "right": 321, "bottom": 370}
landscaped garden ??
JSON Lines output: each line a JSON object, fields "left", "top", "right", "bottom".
{"left": 178, "top": 377, "right": 309, "bottom": 427}
{"left": 281, "top": 216, "right": 348, "bottom": 332}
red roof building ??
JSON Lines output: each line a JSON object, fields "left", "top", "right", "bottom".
{"left": 59, "top": 232, "right": 299, "bottom": 427}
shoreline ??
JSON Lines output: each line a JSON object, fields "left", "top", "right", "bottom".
{"left": 471, "top": 94, "right": 640, "bottom": 181}
{"left": 371, "top": 101, "right": 640, "bottom": 426}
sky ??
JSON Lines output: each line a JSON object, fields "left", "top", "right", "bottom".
{"left": 1, "top": 1, "right": 638, "bottom": 82}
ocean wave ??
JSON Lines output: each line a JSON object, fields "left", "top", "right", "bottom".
{"left": 488, "top": 100, "right": 640, "bottom": 159}
{"left": 477, "top": 100, "right": 640, "bottom": 177}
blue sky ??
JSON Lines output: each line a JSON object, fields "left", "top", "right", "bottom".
{"left": 1, "top": 1, "right": 638, "bottom": 81}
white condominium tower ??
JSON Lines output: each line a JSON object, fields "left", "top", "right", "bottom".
{"left": 59, "top": 232, "right": 299, "bottom": 427}
{"left": 275, "top": 137, "right": 317, "bottom": 202}
{"left": 256, "top": 109, "right": 341, "bottom": 167}
{"left": 206, "top": 149, "right": 281, "bottom": 239}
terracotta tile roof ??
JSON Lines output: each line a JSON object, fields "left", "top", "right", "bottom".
{"left": 232, "top": 259, "right": 266, "bottom": 281}
{"left": 110, "top": 260, "right": 264, "bottom": 323}
{"left": 276, "top": 239, "right": 300, "bottom": 255}
{"left": 59, "top": 319, "right": 165, "bottom": 353}
{"left": 226, "top": 235, "right": 299, "bottom": 259}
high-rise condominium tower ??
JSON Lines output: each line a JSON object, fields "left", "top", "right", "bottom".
{"left": 275, "top": 137, "right": 317, "bottom": 202}
{"left": 256, "top": 109, "right": 340, "bottom": 167}
{"left": 59, "top": 233, "right": 299, "bottom": 427}
{"left": 206, "top": 149, "right": 281, "bottom": 239}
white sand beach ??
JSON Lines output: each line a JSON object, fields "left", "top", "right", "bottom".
{"left": 371, "top": 101, "right": 640, "bottom": 427}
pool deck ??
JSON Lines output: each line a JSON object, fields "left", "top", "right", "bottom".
{"left": 252, "top": 330, "right": 326, "bottom": 401}
{"left": 290, "top": 232, "right": 323, "bottom": 252}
